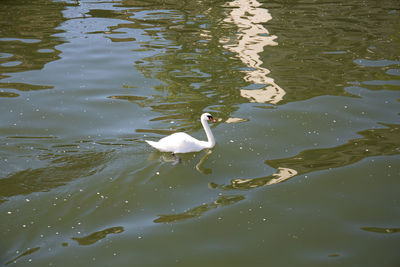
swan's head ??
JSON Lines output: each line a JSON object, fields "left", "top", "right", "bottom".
{"left": 202, "top": 113, "right": 216, "bottom": 122}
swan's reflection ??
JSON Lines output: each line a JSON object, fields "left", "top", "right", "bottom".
{"left": 149, "top": 149, "right": 214, "bottom": 174}
{"left": 220, "top": 0, "right": 285, "bottom": 104}
{"left": 195, "top": 149, "right": 213, "bottom": 174}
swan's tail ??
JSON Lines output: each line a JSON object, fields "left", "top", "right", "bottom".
{"left": 145, "top": 140, "right": 163, "bottom": 151}
{"left": 145, "top": 140, "right": 156, "bottom": 147}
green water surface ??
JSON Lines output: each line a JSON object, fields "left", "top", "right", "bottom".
{"left": 1, "top": 0, "right": 399, "bottom": 266}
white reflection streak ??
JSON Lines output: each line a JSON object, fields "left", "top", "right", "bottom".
{"left": 220, "top": 0, "right": 285, "bottom": 104}
{"left": 267, "top": 167, "right": 298, "bottom": 185}
{"left": 231, "top": 167, "right": 298, "bottom": 188}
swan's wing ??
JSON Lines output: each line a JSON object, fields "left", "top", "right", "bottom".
{"left": 158, "top": 132, "right": 197, "bottom": 143}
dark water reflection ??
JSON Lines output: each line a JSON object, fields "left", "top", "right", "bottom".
{"left": 0, "top": 144, "right": 112, "bottom": 204}
{"left": 263, "top": 0, "right": 400, "bottom": 103}
{"left": 154, "top": 195, "right": 244, "bottom": 223}
{"left": 361, "top": 226, "right": 400, "bottom": 234}
{"left": 0, "top": 0, "right": 72, "bottom": 93}
{"left": 5, "top": 247, "right": 40, "bottom": 266}
{"left": 72, "top": 226, "right": 124, "bottom": 246}
{"left": 101, "top": 0, "right": 400, "bottom": 131}
{"left": 106, "top": 0, "right": 273, "bottom": 130}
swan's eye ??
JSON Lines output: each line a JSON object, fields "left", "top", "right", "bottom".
{"left": 207, "top": 115, "right": 216, "bottom": 122}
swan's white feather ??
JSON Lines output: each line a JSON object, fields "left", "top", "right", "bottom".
{"left": 145, "top": 113, "right": 216, "bottom": 154}
{"left": 146, "top": 132, "right": 208, "bottom": 153}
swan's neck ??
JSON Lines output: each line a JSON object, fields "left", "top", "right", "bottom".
{"left": 201, "top": 118, "right": 215, "bottom": 148}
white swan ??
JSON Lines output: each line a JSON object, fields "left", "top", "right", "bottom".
{"left": 145, "top": 113, "right": 216, "bottom": 154}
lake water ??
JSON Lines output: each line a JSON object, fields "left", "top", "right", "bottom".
{"left": 1, "top": 0, "right": 400, "bottom": 266}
